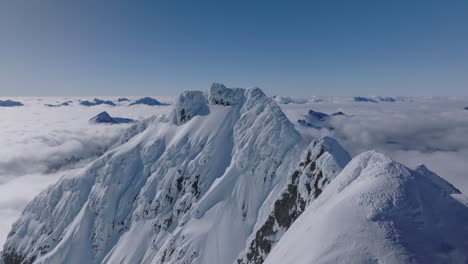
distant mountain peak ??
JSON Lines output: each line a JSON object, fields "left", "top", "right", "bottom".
{"left": 0, "top": 100, "right": 23, "bottom": 107}
{"left": 2, "top": 85, "right": 467, "bottom": 264}
{"left": 89, "top": 111, "right": 136, "bottom": 124}
{"left": 129, "top": 97, "right": 167, "bottom": 106}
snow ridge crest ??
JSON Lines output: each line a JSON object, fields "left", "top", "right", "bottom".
{"left": 171, "top": 83, "right": 270, "bottom": 125}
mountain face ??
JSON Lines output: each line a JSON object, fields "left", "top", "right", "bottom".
{"left": 2, "top": 84, "right": 467, "bottom": 264}
{"left": 297, "top": 109, "right": 348, "bottom": 130}
{"left": 236, "top": 137, "right": 350, "bottom": 264}
{"left": 297, "top": 109, "right": 331, "bottom": 129}
{"left": 2, "top": 84, "right": 305, "bottom": 264}
{"left": 264, "top": 151, "right": 468, "bottom": 264}
{"left": 354, "top": 96, "right": 378, "bottom": 103}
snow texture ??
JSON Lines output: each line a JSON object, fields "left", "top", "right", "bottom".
{"left": 264, "top": 151, "right": 468, "bottom": 264}
{"left": 2, "top": 83, "right": 305, "bottom": 264}
{"left": 2, "top": 88, "right": 467, "bottom": 264}
{"left": 236, "top": 137, "right": 351, "bottom": 264}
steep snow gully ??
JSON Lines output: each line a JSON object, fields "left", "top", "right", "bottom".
{"left": 2, "top": 84, "right": 467, "bottom": 264}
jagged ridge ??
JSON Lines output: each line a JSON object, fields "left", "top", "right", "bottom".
{"left": 264, "top": 151, "right": 468, "bottom": 264}
{"left": 2, "top": 83, "right": 305, "bottom": 264}
{"left": 237, "top": 137, "right": 351, "bottom": 264}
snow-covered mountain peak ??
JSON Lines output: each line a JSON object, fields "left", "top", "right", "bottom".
{"left": 2, "top": 84, "right": 307, "bottom": 264}
{"left": 264, "top": 151, "right": 468, "bottom": 264}
{"left": 207, "top": 82, "right": 245, "bottom": 106}
{"left": 3, "top": 85, "right": 467, "bottom": 264}
{"left": 311, "top": 136, "right": 350, "bottom": 169}
{"left": 171, "top": 90, "right": 209, "bottom": 125}
{"left": 89, "top": 111, "right": 114, "bottom": 124}
{"left": 171, "top": 84, "right": 269, "bottom": 125}
{"left": 237, "top": 136, "right": 351, "bottom": 264}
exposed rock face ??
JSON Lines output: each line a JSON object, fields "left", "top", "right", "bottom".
{"left": 171, "top": 90, "right": 209, "bottom": 125}
{"left": 236, "top": 137, "right": 351, "bottom": 264}
{"left": 3, "top": 83, "right": 466, "bottom": 264}
{"left": 2, "top": 83, "right": 305, "bottom": 264}
{"left": 207, "top": 83, "right": 245, "bottom": 106}
{"left": 264, "top": 152, "right": 468, "bottom": 264}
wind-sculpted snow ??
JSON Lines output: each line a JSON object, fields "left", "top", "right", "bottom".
{"left": 3, "top": 86, "right": 467, "bottom": 264}
{"left": 208, "top": 83, "right": 245, "bottom": 106}
{"left": 264, "top": 151, "right": 468, "bottom": 264}
{"left": 171, "top": 90, "right": 209, "bottom": 125}
{"left": 237, "top": 137, "right": 351, "bottom": 264}
{"left": 2, "top": 83, "right": 305, "bottom": 264}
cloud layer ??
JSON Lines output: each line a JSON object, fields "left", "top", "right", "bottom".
{"left": 0, "top": 96, "right": 172, "bottom": 245}
{"left": 280, "top": 96, "right": 468, "bottom": 194}
{"left": 1, "top": 95, "right": 467, "bottom": 247}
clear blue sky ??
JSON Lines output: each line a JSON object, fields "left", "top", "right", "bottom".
{"left": 1, "top": 0, "right": 467, "bottom": 96}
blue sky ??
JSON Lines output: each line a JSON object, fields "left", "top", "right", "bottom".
{"left": 0, "top": 0, "right": 467, "bottom": 96}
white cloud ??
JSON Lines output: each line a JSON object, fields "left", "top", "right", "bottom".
{"left": 1, "top": 95, "right": 467, "bottom": 247}
{"left": 0, "top": 96, "right": 172, "bottom": 246}
{"left": 280, "top": 96, "right": 468, "bottom": 193}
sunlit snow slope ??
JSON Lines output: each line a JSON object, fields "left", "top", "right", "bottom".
{"left": 2, "top": 84, "right": 467, "bottom": 264}
{"left": 264, "top": 152, "right": 468, "bottom": 264}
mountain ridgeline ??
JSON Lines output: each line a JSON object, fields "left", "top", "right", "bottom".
{"left": 2, "top": 84, "right": 468, "bottom": 264}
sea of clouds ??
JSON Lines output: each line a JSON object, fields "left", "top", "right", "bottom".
{"left": 1, "top": 94, "right": 467, "bottom": 247}
{"left": 0, "top": 97, "right": 172, "bottom": 246}
{"left": 280, "top": 96, "right": 468, "bottom": 195}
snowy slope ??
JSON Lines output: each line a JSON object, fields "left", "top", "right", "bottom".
{"left": 236, "top": 137, "right": 351, "bottom": 264}
{"left": 2, "top": 84, "right": 308, "bottom": 264}
{"left": 264, "top": 151, "right": 468, "bottom": 264}
{"left": 3, "top": 86, "right": 467, "bottom": 264}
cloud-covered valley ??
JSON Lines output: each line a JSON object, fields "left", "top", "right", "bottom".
{"left": 1, "top": 94, "right": 467, "bottom": 248}
{"left": 0, "top": 97, "right": 171, "bottom": 245}
{"left": 280, "top": 96, "right": 468, "bottom": 194}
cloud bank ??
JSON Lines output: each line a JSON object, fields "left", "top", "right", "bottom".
{"left": 0, "top": 96, "right": 172, "bottom": 246}
{"left": 280, "top": 96, "right": 468, "bottom": 194}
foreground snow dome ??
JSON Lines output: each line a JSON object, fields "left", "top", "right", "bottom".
{"left": 2, "top": 84, "right": 467, "bottom": 264}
